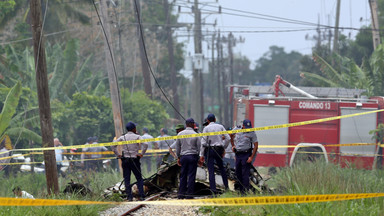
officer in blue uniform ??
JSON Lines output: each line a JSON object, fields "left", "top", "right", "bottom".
{"left": 112, "top": 122, "right": 148, "bottom": 201}
{"left": 199, "top": 113, "right": 230, "bottom": 194}
{"left": 230, "top": 119, "right": 258, "bottom": 194}
{"left": 175, "top": 118, "right": 201, "bottom": 199}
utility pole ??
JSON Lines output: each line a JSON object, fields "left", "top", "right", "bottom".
{"left": 99, "top": 0, "right": 124, "bottom": 159}
{"left": 210, "top": 33, "right": 215, "bottom": 113}
{"left": 217, "top": 31, "right": 222, "bottom": 121}
{"left": 369, "top": 0, "right": 381, "bottom": 50}
{"left": 228, "top": 32, "right": 234, "bottom": 127}
{"left": 133, "top": 0, "right": 152, "bottom": 97}
{"left": 30, "top": 0, "right": 59, "bottom": 195}
{"left": 333, "top": 0, "right": 341, "bottom": 54}
{"left": 193, "top": 0, "right": 203, "bottom": 122}
{"left": 112, "top": 1, "right": 128, "bottom": 89}
{"left": 163, "top": 0, "right": 180, "bottom": 120}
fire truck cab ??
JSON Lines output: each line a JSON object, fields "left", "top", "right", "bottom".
{"left": 231, "top": 76, "right": 384, "bottom": 169}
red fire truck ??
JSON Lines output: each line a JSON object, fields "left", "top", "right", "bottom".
{"left": 231, "top": 75, "right": 384, "bottom": 169}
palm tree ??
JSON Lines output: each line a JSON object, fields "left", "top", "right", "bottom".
{"left": 0, "top": 82, "right": 41, "bottom": 145}
{"left": 299, "top": 45, "right": 384, "bottom": 97}
{"left": 0, "top": 0, "right": 91, "bottom": 33}
{"left": 1, "top": 42, "right": 107, "bottom": 102}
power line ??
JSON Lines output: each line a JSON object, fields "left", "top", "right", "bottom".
{"left": 91, "top": 0, "right": 125, "bottom": 131}
{"left": 133, "top": 0, "right": 186, "bottom": 121}
{"left": 172, "top": 0, "right": 324, "bottom": 27}
{"left": 177, "top": 0, "right": 322, "bottom": 27}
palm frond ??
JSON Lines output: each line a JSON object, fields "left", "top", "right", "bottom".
{"left": 5, "top": 127, "right": 42, "bottom": 144}
{"left": 300, "top": 71, "right": 339, "bottom": 87}
{"left": 312, "top": 53, "right": 343, "bottom": 84}
{"left": 0, "top": 82, "right": 22, "bottom": 136}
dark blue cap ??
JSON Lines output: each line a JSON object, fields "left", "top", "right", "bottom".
{"left": 203, "top": 118, "right": 209, "bottom": 126}
{"left": 186, "top": 118, "right": 195, "bottom": 125}
{"left": 126, "top": 121, "right": 136, "bottom": 131}
{"left": 243, "top": 119, "right": 252, "bottom": 128}
{"left": 207, "top": 113, "right": 215, "bottom": 122}
{"left": 143, "top": 127, "right": 149, "bottom": 133}
{"left": 87, "top": 137, "right": 93, "bottom": 143}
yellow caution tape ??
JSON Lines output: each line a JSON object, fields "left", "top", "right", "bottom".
{"left": 1, "top": 142, "right": 381, "bottom": 165}
{"left": 0, "top": 197, "right": 116, "bottom": 206}
{"left": 9, "top": 109, "right": 384, "bottom": 152}
{"left": 139, "top": 193, "right": 384, "bottom": 206}
{"left": 0, "top": 157, "right": 116, "bottom": 166}
{"left": 1, "top": 193, "right": 384, "bottom": 206}
{"left": 0, "top": 151, "right": 169, "bottom": 166}
{"left": 258, "top": 143, "right": 377, "bottom": 148}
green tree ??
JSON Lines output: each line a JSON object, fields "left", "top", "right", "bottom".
{"left": 254, "top": 46, "right": 303, "bottom": 84}
{"left": 121, "top": 89, "right": 169, "bottom": 135}
{"left": 0, "top": 41, "right": 106, "bottom": 102}
{"left": 59, "top": 92, "right": 114, "bottom": 146}
{"left": 233, "top": 55, "right": 254, "bottom": 85}
{"left": 300, "top": 43, "right": 384, "bottom": 97}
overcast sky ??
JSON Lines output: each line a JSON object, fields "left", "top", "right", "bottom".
{"left": 176, "top": 0, "right": 371, "bottom": 70}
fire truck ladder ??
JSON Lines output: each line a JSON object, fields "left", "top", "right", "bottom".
{"left": 273, "top": 75, "right": 318, "bottom": 99}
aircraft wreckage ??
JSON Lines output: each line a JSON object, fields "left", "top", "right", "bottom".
{"left": 104, "top": 158, "right": 271, "bottom": 199}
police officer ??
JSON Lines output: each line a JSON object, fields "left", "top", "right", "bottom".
{"left": 199, "top": 113, "right": 230, "bottom": 194}
{"left": 230, "top": 119, "right": 258, "bottom": 194}
{"left": 175, "top": 118, "right": 201, "bottom": 199}
{"left": 141, "top": 127, "right": 156, "bottom": 173}
{"left": 112, "top": 122, "right": 148, "bottom": 201}
{"left": 169, "top": 124, "right": 185, "bottom": 160}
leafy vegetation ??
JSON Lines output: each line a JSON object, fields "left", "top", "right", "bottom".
{"left": 202, "top": 161, "right": 384, "bottom": 215}
{"left": 253, "top": 46, "right": 303, "bottom": 85}
{"left": 301, "top": 43, "right": 384, "bottom": 96}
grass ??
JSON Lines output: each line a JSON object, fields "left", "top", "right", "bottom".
{"left": 0, "top": 164, "right": 124, "bottom": 216}
{"left": 200, "top": 160, "right": 384, "bottom": 216}
{"left": 0, "top": 158, "right": 161, "bottom": 216}
{"left": 6, "top": 159, "right": 382, "bottom": 215}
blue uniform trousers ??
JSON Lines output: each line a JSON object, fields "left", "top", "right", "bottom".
{"left": 121, "top": 157, "right": 145, "bottom": 200}
{"left": 206, "top": 147, "right": 229, "bottom": 193}
{"left": 178, "top": 154, "right": 199, "bottom": 199}
{"left": 235, "top": 151, "right": 251, "bottom": 193}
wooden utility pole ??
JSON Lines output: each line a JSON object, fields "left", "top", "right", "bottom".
{"left": 228, "top": 32, "right": 234, "bottom": 127}
{"left": 211, "top": 33, "right": 215, "bottom": 112}
{"left": 192, "top": 0, "right": 203, "bottom": 122}
{"left": 30, "top": 0, "right": 59, "bottom": 195}
{"left": 217, "top": 31, "right": 222, "bottom": 121}
{"left": 163, "top": 0, "right": 180, "bottom": 120}
{"left": 133, "top": 0, "right": 152, "bottom": 98}
{"left": 99, "top": 0, "right": 124, "bottom": 157}
{"left": 369, "top": 0, "right": 381, "bottom": 50}
{"left": 333, "top": 0, "right": 341, "bottom": 54}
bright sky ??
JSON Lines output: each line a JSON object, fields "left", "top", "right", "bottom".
{"left": 176, "top": 0, "right": 371, "bottom": 70}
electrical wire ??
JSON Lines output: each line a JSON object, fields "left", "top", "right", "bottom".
{"left": 132, "top": 0, "right": 185, "bottom": 121}
{"left": 91, "top": 0, "right": 125, "bottom": 133}
{"left": 177, "top": 0, "right": 321, "bottom": 27}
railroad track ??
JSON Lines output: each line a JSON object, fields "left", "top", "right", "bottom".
{"left": 120, "top": 192, "right": 167, "bottom": 216}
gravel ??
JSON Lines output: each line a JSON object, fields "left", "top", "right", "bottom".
{"left": 132, "top": 205, "right": 206, "bottom": 216}
{"left": 99, "top": 199, "right": 209, "bottom": 216}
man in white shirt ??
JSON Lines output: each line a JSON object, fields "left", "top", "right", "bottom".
{"left": 13, "top": 186, "right": 34, "bottom": 199}
{"left": 141, "top": 128, "right": 157, "bottom": 173}
{"left": 199, "top": 114, "right": 230, "bottom": 194}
